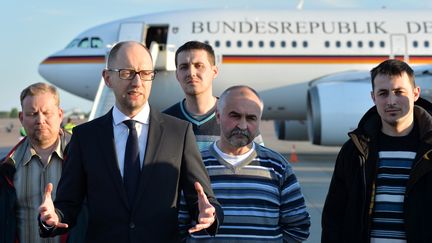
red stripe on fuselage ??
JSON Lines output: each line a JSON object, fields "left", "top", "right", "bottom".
{"left": 41, "top": 55, "right": 105, "bottom": 64}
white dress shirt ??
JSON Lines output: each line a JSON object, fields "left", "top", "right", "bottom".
{"left": 112, "top": 103, "right": 150, "bottom": 177}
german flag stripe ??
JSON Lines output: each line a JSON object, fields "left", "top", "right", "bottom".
{"left": 41, "top": 55, "right": 105, "bottom": 64}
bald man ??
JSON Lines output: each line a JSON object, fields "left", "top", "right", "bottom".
{"left": 38, "top": 41, "right": 223, "bottom": 243}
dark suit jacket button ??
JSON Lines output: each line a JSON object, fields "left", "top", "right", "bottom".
{"left": 129, "top": 222, "right": 135, "bottom": 229}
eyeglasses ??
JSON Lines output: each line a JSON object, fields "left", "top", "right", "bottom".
{"left": 107, "top": 69, "right": 156, "bottom": 81}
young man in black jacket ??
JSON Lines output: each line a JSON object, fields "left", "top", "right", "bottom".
{"left": 322, "top": 59, "right": 432, "bottom": 243}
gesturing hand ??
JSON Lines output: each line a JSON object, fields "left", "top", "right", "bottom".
{"left": 38, "top": 183, "right": 68, "bottom": 229}
{"left": 188, "top": 182, "right": 216, "bottom": 233}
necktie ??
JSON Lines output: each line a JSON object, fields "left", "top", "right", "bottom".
{"left": 123, "top": 120, "right": 141, "bottom": 204}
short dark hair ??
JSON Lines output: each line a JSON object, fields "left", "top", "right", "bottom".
{"left": 370, "top": 59, "right": 415, "bottom": 90}
{"left": 107, "top": 41, "right": 151, "bottom": 68}
{"left": 175, "top": 41, "right": 216, "bottom": 66}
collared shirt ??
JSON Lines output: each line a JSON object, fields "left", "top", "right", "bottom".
{"left": 112, "top": 103, "right": 150, "bottom": 177}
{"left": 13, "top": 137, "right": 63, "bottom": 243}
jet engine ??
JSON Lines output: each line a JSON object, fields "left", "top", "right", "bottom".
{"left": 307, "top": 80, "right": 373, "bottom": 146}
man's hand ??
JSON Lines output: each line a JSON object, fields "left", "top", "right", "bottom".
{"left": 38, "top": 183, "right": 68, "bottom": 229}
{"left": 188, "top": 182, "right": 216, "bottom": 233}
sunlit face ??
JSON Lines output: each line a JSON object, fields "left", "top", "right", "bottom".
{"left": 103, "top": 42, "right": 153, "bottom": 117}
{"left": 175, "top": 49, "right": 218, "bottom": 97}
{"left": 216, "top": 88, "right": 262, "bottom": 154}
{"left": 19, "top": 92, "right": 63, "bottom": 149}
{"left": 371, "top": 72, "right": 420, "bottom": 134}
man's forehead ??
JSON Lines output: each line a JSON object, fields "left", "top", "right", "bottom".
{"left": 225, "top": 97, "right": 261, "bottom": 112}
{"left": 179, "top": 49, "right": 208, "bottom": 60}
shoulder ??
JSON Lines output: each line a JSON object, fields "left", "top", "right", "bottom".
{"left": 256, "top": 144, "right": 288, "bottom": 164}
{"left": 73, "top": 113, "right": 108, "bottom": 133}
{"left": 337, "top": 139, "right": 358, "bottom": 159}
{"left": 153, "top": 111, "right": 191, "bottom": 134}
{"left": 3, "top": 138, "right": 28, "bottom": 164}
{"left": 255, "top": 144, "right": 292, "bottom": 172}
{"left": 162, "top": 102, "right": 182, "bottom": 116}
{"left": 159, "top": 111, "right": 189, "bottom": 126}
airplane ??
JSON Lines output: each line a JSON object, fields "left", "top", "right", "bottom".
{"left": 38, "top": 8, "right": 432, "bottom": 146}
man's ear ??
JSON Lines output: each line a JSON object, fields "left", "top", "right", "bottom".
{"left": 212, "top": 66, "right": 219, "bottom": 79}
{"left": 215, "top": 109, "right": 221, "bottom": 124}
{"left": 102, "top": 69, "right": 112, "bottom": 88}
{"left": 413, "top": 86, "right": 421, "bottom": 102}
{"left": 19, "top": 111, "right": 23, "bottom": 124}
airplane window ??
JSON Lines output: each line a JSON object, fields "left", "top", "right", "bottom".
{"left": 379, "top": 41, "right": 385, "bottom": 48}
{"left": 369, "top": 41, "right": 374, "bottom": 48}
{"left": 346, "top": 41, "right": 352, "bottom": 48}
{"left": 204, "top": 40, "right": 209, "bottom": 45}
{"left": 324, "top": 41, "right": 330, "bottom": 48}
{"left": 269, "top": 41, "right": 275, "bottom": 48}
{"left": 91, "top": 37, "right": 103, "bottom": 48}
{"left": 226, "top": 40, "right": 231, "bottom": 47}
{"left": 335, "top": 41, "right": 341, "bottom": 48}
{"left": 237, "top": 40, "right": 242, "bottom": 48}
{"left": 413, "top": 41, "right": 418, "bottom": 48}
{"left": 248, "top": 40, "right": 253, "bottom": 48}
{"left": 291, "top": 41, "right": 297, "bottom": 48}
{"left": 259, "top": 41, "right": 264, "bottom": 48}
{"left": 281, "top": 41, "right": 286, "bottom": 48}
{"left": 425, "top": 41, "right": 430, "bottom": 48}
{"left": 215, "top": 40, "right": 220, "bottom": 48}
{"left": 302, "top": 41, "right": 308, "bottom": 48}
{"left": 78, "top": 38, "right": 90, "bottom": 48}
{"left": 357, "top": 41, "right": 363, "bottom": 48}
{"left": 66, "top": 39, "right": 79, "bottom": 49}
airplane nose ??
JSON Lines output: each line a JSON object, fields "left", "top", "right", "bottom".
{"left": 38, "top": 51, "right": 106, "bottom": 101}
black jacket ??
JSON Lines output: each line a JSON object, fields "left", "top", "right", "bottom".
{"left": 40, "top": 109, "right": 222, "bottom": 243}
{"left": 0, "top": 156, "right": 17, "bottom": 243}
{"left": 322, "top": 98, "right": 432, "bottom": 243}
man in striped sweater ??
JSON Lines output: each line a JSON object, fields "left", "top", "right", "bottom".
{"left": 183, "top": 85, "right": 310, "bottom": 242}
{"left": 322, "top": 59, "right": 432, "bottom": 242}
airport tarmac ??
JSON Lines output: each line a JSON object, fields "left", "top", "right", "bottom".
{"left": 0, "top": 118, "right": 339, "bottom": 242}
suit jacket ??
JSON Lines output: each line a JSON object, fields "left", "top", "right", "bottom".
{"left": 44, "top": 108, "right": 223, "bottom": 243}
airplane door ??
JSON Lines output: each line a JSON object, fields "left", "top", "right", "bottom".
{"left": 390, "top": 34, "right": 408, "bottom": 62}
{"left": 118, "top": 22, "right": 144, "bottom": 42}
{"left": 144, "top": 25, "right": 175, "bottom": 71}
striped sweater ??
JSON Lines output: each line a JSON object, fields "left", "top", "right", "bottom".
{"left": 179, "top": 142, "right": 310, "bottom": 242}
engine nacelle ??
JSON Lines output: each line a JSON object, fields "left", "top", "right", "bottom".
{"left": 307, "top": 81, "right": 374, "bottom": 146}
{"left": 274, "top": 120, "right": 309, "bottom": 141}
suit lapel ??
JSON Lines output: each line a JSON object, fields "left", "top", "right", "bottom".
{"left": 133, "top": 109, "right": 163, "bottom": 208}
{"left": 98, "top": 110, "right": 130, "bottom": 208}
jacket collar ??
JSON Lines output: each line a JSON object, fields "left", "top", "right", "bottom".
{"left": 349, "top": 97, "right": 432, "bottom": 154}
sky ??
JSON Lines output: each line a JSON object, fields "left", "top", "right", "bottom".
{"left": 1, "top": 0, "right": 431, "bottom": 113}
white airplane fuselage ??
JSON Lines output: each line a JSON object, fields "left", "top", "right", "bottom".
{"left": 39, "top": 9, "right": 432, "bottom": 145}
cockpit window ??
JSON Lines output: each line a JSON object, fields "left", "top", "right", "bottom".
{"left": 66, "top": 39, "right": 80, "bottom": 49}
{"left": 78, "top": 38, "right": 90, "bottom": 48}
{"left": 66, "top": 37, "right": 103, "bottom": 48}
{"left": 91, "top": 37, "right": 103, "bottom": 48}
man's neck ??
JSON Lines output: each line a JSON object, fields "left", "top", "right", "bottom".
{"left": 381, "top": 119, "right": 415, "bottom": 137}
{"left": 184, "top": 93, "right": 216, "bottom": 116}
{"left": 32, "top": 138, "right": 59, "bottom": 164}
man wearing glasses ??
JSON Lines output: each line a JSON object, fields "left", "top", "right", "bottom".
{"left": 38, "top": 41, "right": 223, "bottom": 242}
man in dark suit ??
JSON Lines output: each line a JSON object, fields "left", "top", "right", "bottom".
{"left": 38, "top": 41, "right": 223, "bottom": 242}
